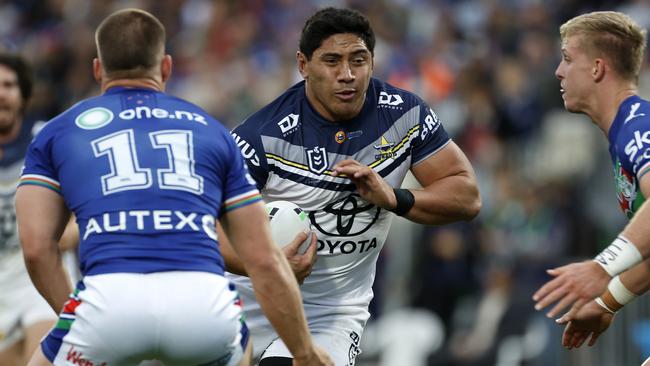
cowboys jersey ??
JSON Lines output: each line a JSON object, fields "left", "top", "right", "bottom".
{"left": 20, "top": 87, "right": 260, "bottom": 277}
{"left": 608, "top": 95, "right": 650, "bottom": 218}
{"left": 228, "top": 78, "right": 450, "bottom": 349}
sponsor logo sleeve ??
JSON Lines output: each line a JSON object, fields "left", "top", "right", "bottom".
{"left": 411, "top": 100, "right": 450, "bottom": 164}
{"left": 230, "top": 123, "right": 268, "bottom": 189}
{"left": 619, "top": 117, "right": 650, "bottom": 179}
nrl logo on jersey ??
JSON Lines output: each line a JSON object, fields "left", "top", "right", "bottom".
{"left": 307, "top": 146, "right": 328, "bottom": 174}
{"left": 277, "top": 113, "right": 300, "bottom": 135}
{"left": 378, "top": 91, "right": 403, "bottom": 109}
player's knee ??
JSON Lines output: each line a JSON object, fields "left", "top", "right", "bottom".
{"left": 259, "top": 357, "right": 293, "bottom": 366}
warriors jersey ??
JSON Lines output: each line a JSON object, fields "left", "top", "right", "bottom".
{"left": 229, "top": 78, "right": 449, "bottom": 314}
{"left": 608, "top": 95, "right": 650, "bottom": 218}
{"left": 21, "top": 87, "right": 260, "bottom": 276}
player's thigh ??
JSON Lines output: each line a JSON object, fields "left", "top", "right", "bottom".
{"left": 0, "top": 340, "right": 23, "bottom": 366}
{"left": 259, "top": 329, "right": 362, "bottom": 366}
{"left": 23, "top": 320, "right": 55, "bottom": 360}
{"left": 26, "top": 345, "right": 51, "bottom": 366}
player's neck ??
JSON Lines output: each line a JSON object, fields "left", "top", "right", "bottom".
{"left": 590, "top": 82, "right": 637, "bottom": 136}
{"left": 101, "top": 78, "right": 165, "bottom": 93}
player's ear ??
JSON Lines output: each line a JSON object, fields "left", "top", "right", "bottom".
{"left": 161, "top": 55, "right": 172, "bottom": 83}
{"left": 593, "top": 58, "right": 605, "bottom": 82}
{"left": 297, "top": 51, "right": 308, "bottom": 79}
{"left": 93, "top": 58, "right": 102, "bottom": 83}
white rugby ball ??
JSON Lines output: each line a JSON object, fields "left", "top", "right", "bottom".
{"left": 265, "top": 200, "right": 312, "bottom": 254}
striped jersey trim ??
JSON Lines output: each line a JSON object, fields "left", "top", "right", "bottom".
{"left": 19, "top": 174, "right": 61, "bottom": 194}
{"left": 369, "top": 124, "right": 419, "bottom": 169}
{"left": 637, "top": 161, "right": 650, "bottom": 179}
{"left": 223, "top": 190, "right": 262, "bottom": 212}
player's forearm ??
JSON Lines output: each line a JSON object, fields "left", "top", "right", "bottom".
{"left": 23, "top": 244, "right": 71, "bottom": 312}
{"left": 405, "top": 173, "right": 480, "bottom": 225}
{"left": 619, "top": 259, "right": 650, "bottom": 295}
{"left": 248, "top": 253, "right": 315, "bottom": 359}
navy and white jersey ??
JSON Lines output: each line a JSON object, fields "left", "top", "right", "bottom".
{"left": 0, "top": 119, "right": 40, "bottom": 253}
{"left": 229, "top": 78, "right": 449, "bottom": 311}
{"left": 608, "top": 95, "right": 650, "bottom": 218}
{"left": 20, "top": 87, "right": 261, "bottom": 276}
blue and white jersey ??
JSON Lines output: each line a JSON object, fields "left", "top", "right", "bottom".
{"left": 20, "top": 87, "right": 261, "bottom": 276}
{"left": 608, "top": 95, "right": 650, "bottom": 218}
{"left": 229, "top": 78, "right": 449, "bottom": 310}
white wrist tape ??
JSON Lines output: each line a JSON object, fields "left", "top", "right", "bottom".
{"left": 608, "top": 275, "right": 637, "bottom": 306}
{"left": 593, "top": 236, "right": 642, "bottom": 276}
{"left": 595, "top": 297, "right": 616, "bottom": 314}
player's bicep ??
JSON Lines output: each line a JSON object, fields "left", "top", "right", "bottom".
{"left": 16, "top": 185, "right": 70, "bottom": 257}
{"left": 411, "top": 141, "right": 476, "bottom": 188}
{"left": 638, "top": 171, "right": 650, "bottom": 199}
{"left": 219, "top": 201, "right": 277, "bottom": 268}
{"left": 216, "top": 221, "right": 247, "bottom": 276}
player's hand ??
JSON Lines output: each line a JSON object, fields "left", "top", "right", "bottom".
{"left": 556, "top": 300, "right": 614, "bottom": 349}
{"left": 532, "top": 260, "right": 610, "bottom": 318}
{"left": 293, "top": 345, "right": 334, "bottom": 366}
{"left": 332, "top": 159, "right": 395, "bottom": 209}
{"left": 282, "top": 230, "right": 318, "bottom": 284}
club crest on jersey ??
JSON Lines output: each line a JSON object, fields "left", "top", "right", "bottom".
{"left": 373, "top": 136, "right": 395, "bottom": 160}
{"left": 75, "top": 107, "right": 114, "bottom": 130}
{"left": 615, "top": 159, "right": 637, "bottom": 217}
{"left": 335, "top": 130, "right": 346, "bottom": 144}
{"left": 277, "top": 113, "right": 300, "bottom": 135}
{"left": 307, "top": 146, "right": 328, "bottom": 174}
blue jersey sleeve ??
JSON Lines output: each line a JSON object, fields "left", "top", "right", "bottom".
{"left": 411, "top": 100, "right": 450, "bottom": 165}
{"left": 231, "top": 122, "right": 269, "bottom": 189}
{"left": 220, "top": 131, "right": 262, "bottom": 215}
{"left": 19, "top": 125, "right": 62, "bottom": 194}
{"left": 617, "top": 115, "right": 650, "bottom": 180}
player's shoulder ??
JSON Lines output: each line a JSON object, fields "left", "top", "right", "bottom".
{"left": 615, "top": 96, "right": 650, "bottom": 135}
{"left": 233, "top": 82, "right": 305, "bottom": 137}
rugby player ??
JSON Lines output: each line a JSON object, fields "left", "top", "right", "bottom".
{"left": 220, "top": 7, "right": 481, "bottom": 365}
{"left": 532, "top": 11, "right": 650, "bottom": 348}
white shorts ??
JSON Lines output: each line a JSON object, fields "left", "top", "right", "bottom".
{"left": 42, "top": 272, "right": 249, "bottom": 366}
{"left": 0, "top": 249, "right": 56, "bottom": 351}
{"left": 237, "top": 285, "right": 365, "bottom": 366}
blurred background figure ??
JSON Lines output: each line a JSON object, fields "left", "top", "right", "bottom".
{"left": 2, "top": 0, "right": 649, "bottom": 365}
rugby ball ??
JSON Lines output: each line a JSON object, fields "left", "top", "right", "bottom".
{"left": 265, "top": 200, "right": 312, "bottom": 254}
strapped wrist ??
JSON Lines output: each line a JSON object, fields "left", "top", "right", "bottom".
{"left": 389, "top": 188, "right": 415, "bottom": 216}
{"left": 607, "top": 275, "right": 637, "bottom": 306}
{"left": 595, "top": 297, "right": 616, "bottom": 314}
{"left": 593, "top": 235, "right": 642, "bottom": 276}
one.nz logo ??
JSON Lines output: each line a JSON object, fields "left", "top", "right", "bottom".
{"left": 307, "top": 146, "right": 328, "bottom": 174}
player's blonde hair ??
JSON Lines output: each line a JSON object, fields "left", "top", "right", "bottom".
{"left": 560, "top": 11, "right": 647, "bottom": 83}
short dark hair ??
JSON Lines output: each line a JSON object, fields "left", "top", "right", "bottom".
{"left": 95, "top": 8, "right": 166, "bottom": 78}
{"left": 299, "top": 7, "right": 375, "bottom": 60}
{"left": 0, "top": 52, "right": 33, "bottom": 103}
